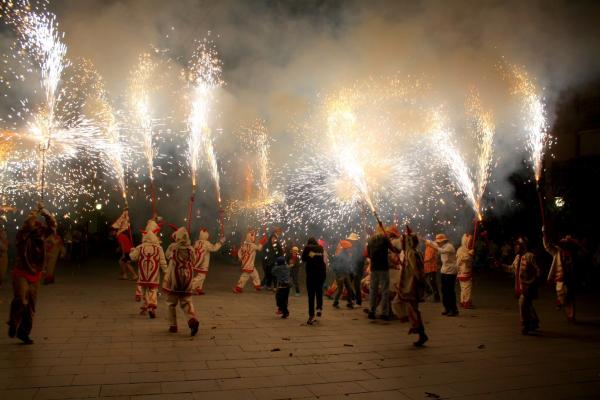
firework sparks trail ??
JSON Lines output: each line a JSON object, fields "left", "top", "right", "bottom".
{"left": 428, "top": 109, "right": 478, "bottom": 216}
{"left": 8, "top": 3, "right": 69, "bottom": 199}
{"left": 508, "top": 65, "right": 548, "bottom": 183}
{"left": 129, "top": 53, "right": 159, "bottom": 212}
{"left": 466, "top": 88, "right": 495, "bottom": 220}
{"left": 186, "top": 38, "right": 223, "bottom": 200}
{"left": 130, "top": 53, "right": 156, "bottom": 181}
{"left": 226, "top": 120, "right": 283, "bottom": 227}
{"left": 326, "top": 101, "right": 378, "bottom": 224}
{"left": 255, "top": 121, "right": 270, "bottom": 201}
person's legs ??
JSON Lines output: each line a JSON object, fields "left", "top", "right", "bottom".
{"left": 126, "top": 262, "right": 137, "bottom": 280}
{"left": 291, "top": 267, "right": 300, "bottom": 294}
{"left": 280, "top": 286, "right": 290, "bottom": 316}
{"left": 430, "top": 272, "right": 440, "bottom": 302}
{"left": 13, "top": 278, "right": 37, "bottom": 343}
{"left": 135, "top": 283, "right": 142, "bottom": 302}
{"left": 447, "top": 274, "right": 458, "bottom": 314}
{"left": 441, "top": 273, "right": 451, "bottom": 313}
{"left": 250, "top": 270, "right": 262, "bottom": 289}
{"left": 147, "top": 287, "right": 158, "bottom": 318}
{"left": 316, "top": 277, "right": 324, "bottom": 314}
{"left": 235, "top": 272, "right": 250, "bottom": 291}
{"left": 9, "top": 275, "right": 29, "bottom": 335}
{"left": 344, "top": 275, "right": 355, "bottom": 306}
{"left": 275, "top": 287, "right": 284, "bottom": 311}
{"left": 306, "top": 279, "right": 316, "bottom": 318}
{"left": 179, "top": 295, "right": 199, "bottom": 336}
{"left": 333, "top": 275, "right": 344, "bottom": 306}
{"left": 462, "top": 279, "right": 472, "bottom": 308}
{"left": 353, "top": 268, "right": 363, "bottom": 306}
{"left": 369, "top": 271, "right": 381, "bottom": 315}
{"left": 166, "top": 293, "right": 178, "bottom": 331}
{"left": 140, "top": 286, "right": 149, "bottom": 314}
{"left": 380, "top": 272, "right": 390, "bottom": 317}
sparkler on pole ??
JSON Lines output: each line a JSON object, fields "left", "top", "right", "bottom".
{"left": 505, "top": 64, "right": 550, "bottom": 226}
{"left": 9, "top": 6, "right": 69, "bottom": 202}
{"left": 130, "top": 53, "right": 158, "bottom": 216}
{"left": 186, "top": 37, "right": 223, "bottom": 233}
{"left": 326, "top": 102, "right": 382, "bottom": 229}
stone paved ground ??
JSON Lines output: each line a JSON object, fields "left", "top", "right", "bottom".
{"left": 1, "top": 256, "right": 600, "bottom": 400}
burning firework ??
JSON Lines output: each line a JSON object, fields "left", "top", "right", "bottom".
{"left": 186, "top": 37, "right": 223, "bottom": 200}
{"left": 466, "top": 87, "right": 495, "bottom": 220}
{"left": 505, "top": 64, "right": 549, "bottom": 183}
{"left": 10, "top": 3, "right": 69, "bottom": 199}
{"left": 129, "top": 52, "right": 158, "bottom": 211}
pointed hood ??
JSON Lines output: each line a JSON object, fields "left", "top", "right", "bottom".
{"left": 174, "top": 227, "right": 191, "bottom": 246}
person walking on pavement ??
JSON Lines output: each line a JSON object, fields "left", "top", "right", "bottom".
{"left": 367, "top": 224, "right": 399, "bottom": 321}
{"left": 302, "top": 237, "right": 326, "bottom": 325}
{"left": 426, "top": 233, "right": 458, "bottom": 316}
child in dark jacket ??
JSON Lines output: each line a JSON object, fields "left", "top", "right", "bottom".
{"left": 272, "top": 256, "right": 291, "bottom": 318}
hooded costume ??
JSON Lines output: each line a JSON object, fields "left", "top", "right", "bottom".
{"left": 162, "top": 227, "right": 199, "bottom": 335}
{"left": 544, "top": 232, "right": 578, "bottom": 322}
{"left": 129, "top": 222, "right": 167, "bottom": 317}
{"left": 8, "top": 207, "right": 56, "bottom": 344}
{"left": 134, "top": 219, "right": 162, "bottom": 301}
{"left": 456, "top": 234, "right": 475, "bottom": 309}
{"left": 43, "top": 226, "right": 64, "bottom": 285}
{"left": 191, "top": 229, "right": 223, "bottom": 295}
{"left": 513, "top": 251, "right": 540, "bottom": 334}
{"left": 395, "top": 232, "right": 428, "bottom": 346}
{"left": 234, "top": 230, "right": 266, "bottom": 293}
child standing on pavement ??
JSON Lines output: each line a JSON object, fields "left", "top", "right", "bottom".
{"left": 272, "top": 256, "right": 291, "bottom": 318}
{"left": 287, "top": 246, "right": 302, "bottom": 296}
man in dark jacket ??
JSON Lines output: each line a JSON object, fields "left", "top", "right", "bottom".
{"left": 302, "top": 237, "right": 326, "bottom": 325}
{"left": 262, "top": 232, "right": 283, "bottom": 290}
{"left": 367, "top": 225, "right": 398, "bottom": 320}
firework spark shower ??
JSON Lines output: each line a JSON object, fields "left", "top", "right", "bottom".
{"left": 1, "top": 0, "right": 599, "bottom": 238}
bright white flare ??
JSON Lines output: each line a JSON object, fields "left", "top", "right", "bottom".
{"left": 510, "top": 65, "right": 548, "bottom": 182}
{"left": 187, "top": 38, "right": 223, "bottom": 200}
{"left": 467, "top": 88, "right": 495, "bottom": 219}
{"left": 130, "top": 53, "right": 156, "bottom": 181}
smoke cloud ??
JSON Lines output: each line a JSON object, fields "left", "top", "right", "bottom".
{"left": 2, "top": 0, "right": 599, "bottom": 241}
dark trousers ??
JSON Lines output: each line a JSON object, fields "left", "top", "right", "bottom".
{"left": 290, "top": 266, "right": 300, "bottom": 294}
{"left": 276, "top": 285, "right": 290, "bottom": 315}
{"left": 441, "top": 273, "right": 458, "bottom": 313}
{"left": 426, "top": 271, "right": 440, "bottom": 301}
{"left": 9, "top": 276, "right": 39, "bottom": 338}
{"left": 307, "top": 274, "right": 325, "bottom": 317}
{"left": 334, "top": 273, "right": 354, "bottom": 305}
{"left": 353, "top": 267, "right": 364, "bottom": 305}
{"left": 262, "top": 263, "right": 275, "bottom": 288}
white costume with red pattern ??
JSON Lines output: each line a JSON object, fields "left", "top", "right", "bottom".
{"left": 234, "top": 230, "right": 264, "bottom": 292}
{"left": 191, "top": 229, "right": 223, "bottom": 294}
{"left": 130, "top": 228, "right": 167, "bottom": 313}
{"left": 162, "top": 228, "right": 198, "bottom": 330}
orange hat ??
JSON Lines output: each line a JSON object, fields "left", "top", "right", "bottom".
{"left": 339, "top": 240, "right": 352, "bottom": 249}
{"left": 387, "top": 225, "right": 401, "bottom": 238}
{"left": 435, "top": 233, "right": 448, "bottom": 243}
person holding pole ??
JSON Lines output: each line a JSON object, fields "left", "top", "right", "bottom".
{"left": 512, "top": 237, "right": 540, "bottom": 334}
{"left": 192, "top": 228, "right": 224, "bottom": 295}
{"left": 543, "top": 226, "right": 579, "bottom": 323}
{"left": 366, "top": 224, "right": 399, "bottom": 321}
{"left": 426, "top": 234, "right": 458, "bottom": 317}
{"left": 456, "top": 233, "right": 475, "bottom": 309}
{"left": 7, "top": 203, "right": 56, "bottom": 344}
